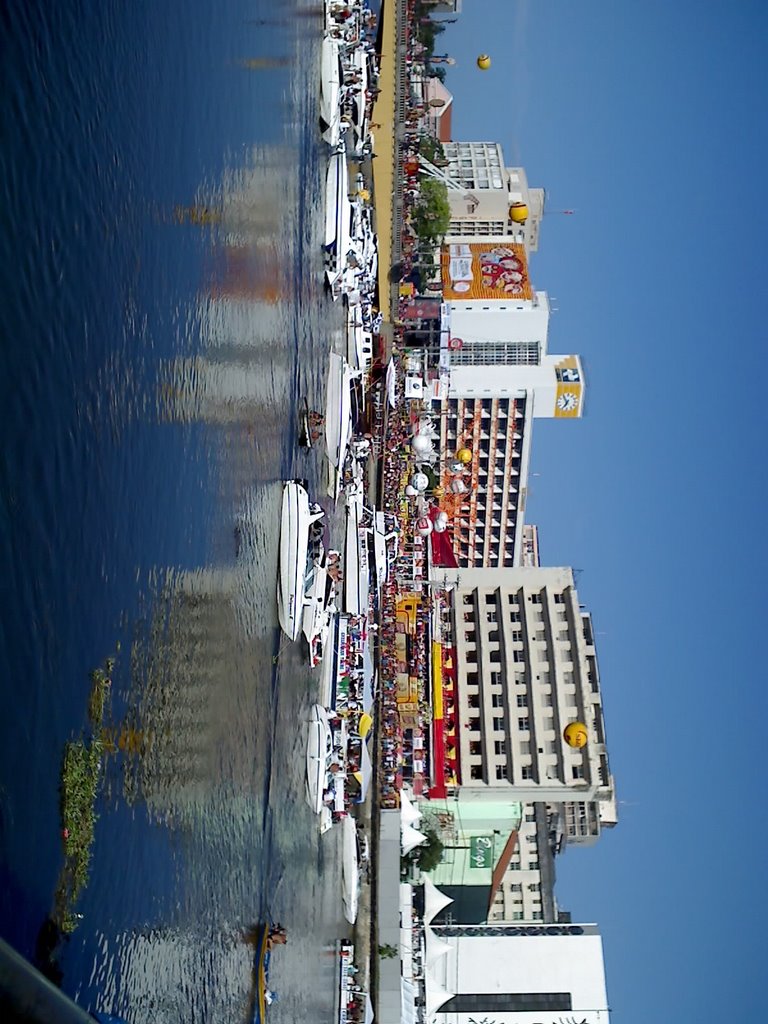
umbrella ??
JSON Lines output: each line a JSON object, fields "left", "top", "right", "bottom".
{"left": 358, "top": 712, "right": 373, "bottom": 739}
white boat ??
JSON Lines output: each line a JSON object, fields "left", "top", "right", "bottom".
{"left": 343, "top": 487, "right": 369, "bottom": 616}
{"left": 278, "top": 482, "right": 325, "bottom": 641}
{"left": 319, "top": 36, "right": 343, "bottom": 146}
{"left": 306, "top": 704, "right": 332, "bottom": 814}
{"left": 371, "top": 511, "right": 391, "bottom": 593}
{"left": 341, "top": 815, "right": 359, "bottom": 924}
{"left": 302, "top": 558, "right": 336, "bottom": 668}
{"left": 324, "top": 153, "right": 352, "bottom": 293}
{"left": 325, "top": 352, "right": 360, "bottom": 501}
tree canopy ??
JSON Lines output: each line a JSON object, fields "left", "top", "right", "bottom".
{"left": 411, "top": 177, "right": 450, "bottom": 243}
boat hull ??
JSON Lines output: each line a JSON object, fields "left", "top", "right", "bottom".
{"left": 306, "top": 704, "right": 332, "bottom": 814}
{"left": 278, "top": 482, "right": 323, "bottom": 641}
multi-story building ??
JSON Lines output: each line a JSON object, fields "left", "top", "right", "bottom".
{"left": 436, "top": 348, "right": 584, "bottom": 567}
{"left": 442, "top": 143, "right": 545, "bottom": 253}
{"left": 429, "top": 567, "right": 617, "bottom": 805}
{"left": 488, "top": 803, "right": 559, "bottom": 924}
{"left": 426, "top": 922, "right": 611, "bottom": 1024}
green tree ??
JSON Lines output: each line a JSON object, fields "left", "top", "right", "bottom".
{"left": 415, "top": 829, "right": 445, "bottom": 872}
{"left": 379, "top": 944, "right": 398, "bottom": 959}
{"left": 412, "top": 177, "right": 450, "bottom": 243}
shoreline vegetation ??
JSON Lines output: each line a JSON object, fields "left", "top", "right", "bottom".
{"left": 53, "top": 653, "right": 117, "bottom": 934}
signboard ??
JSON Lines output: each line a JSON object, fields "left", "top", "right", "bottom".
{"left": 553, "top": 355, "right": 584, "bottom": 418}
{"left": 441, "top": 242, "right": 533, "bottom": 301}
{"left": 469, "top": 835, "right": 494, "bottom": 869}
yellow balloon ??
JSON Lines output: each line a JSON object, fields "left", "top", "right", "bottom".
{"left": 457, "top": 448, "right": 472, "bottom": 465}
{"left": 477, "top": 54, "right": 491, "bottom": 71}
{"left": 563, "top": 722, "right": 589, "bottom": 749}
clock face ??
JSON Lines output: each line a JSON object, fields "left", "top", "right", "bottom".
{"left": 557, "top": 391, "right": 579, "bottom": 412}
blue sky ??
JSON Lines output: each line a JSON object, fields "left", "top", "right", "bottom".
{"left": 440, "top": 2, "right": 768, "bottom": 1020}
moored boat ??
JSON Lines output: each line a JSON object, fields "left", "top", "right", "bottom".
{"left": 278, "top": 481, "right": 325, "bottom": 641}
{"left": 306, "top": 703, "right": 333, "bottom": 814}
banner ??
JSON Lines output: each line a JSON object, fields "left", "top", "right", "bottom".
{"left": 441, "top": 242, "right": 533, "bottom": 301}
{"left": 470, "top": 835, "right": 494, "bottom": 868}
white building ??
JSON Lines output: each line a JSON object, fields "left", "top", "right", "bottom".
{"left": 436, "top": 345, "right": 584, "bottom": 566}
{"left": 442, "top": 143, "right": 545, "bottom": 253}
{"left": 427, "top": 923, "right": 610, "bottom": 1024}
{"left": 430, "top": 567, "right": 616, "bottom": 804}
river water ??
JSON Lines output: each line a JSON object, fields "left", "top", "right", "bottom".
{"left": 0, "top": 1, "right": 349, "bottom": 1020}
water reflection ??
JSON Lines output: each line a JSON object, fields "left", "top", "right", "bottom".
{"left": 2, "top": 1, "right": 348, "bottom": 1019}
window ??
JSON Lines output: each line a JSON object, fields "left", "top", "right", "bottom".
{"left": 519, "top": 740, "right": 531, "bottom": 755}
{"left": 488, "top": 629, "right": 500, "bottom": 642}
{"left": 494, "top": 740, "right": 506, "bottom": 756}
{"left": 513, "top": 650, "right": 526, "bottom": 662}
{"left": 542, "top": 715, "right": 554, "bottom": 732}
{"left": 511, "top": 911, "right": 524, "bottom": 921}
{"left": 534, "top": 629, "right": 546, "bottom": 642}
{"left": 470, "top": 765, "right": 484, "bottom": 780}
{"left": 530, "top": 911, "right": 544, "bottom": 921}
{"left": 509, "top": 628, "right": 523, "bottom": 642}
{"left": 463, "top": 594, "right": 473, "bottom": 606}
{"left": 495, "top": 763, "right": 508, "bottom": 780}
{"left": 572, "top": 764, "right": 585, "bottom": 780}
{"left": 467, "top": 693, "right": 480, "bottom": 709}
{"left": 466, "top": 648, "right": 477, "bottom": 664}
{"left": 509, "top": 861, "right": 521, "bottom": 871}
{"left": 516, "top": 694, "right": 528, "bottom": 708}
{"left": 493, "top": 713, "right": 505, "bottom": 729}
{"left": 509, "top": 611, "right": 521, "bottom": 623}
{"left": 517, "top": 716, "right": 530, "bottom": 731}
{"left": 529, "top": 593, "right": 542, "bottom": 605}
{"left": 536, "top": 649, "right": 548, "bottom": 662}
{"left": 528, "top": 858, "right": 539, "bottom": 870}
{"left": 528, "top": 882, "right": 541, "bottom": 892}
{"left": 485, "top": 593, "right": 497, "bottom": 606}
{"left": 554, "top": 593, "right": 565, "bottom": 605}
{"left": 492, "top": 692, "right": 504, "bottom": 708}
{"left": 490, "top": 670, "right": 502, "bottom": 687}
{"left": 489, "top": 649, "right": 501, "bottom": 663}
{"left": 542, "top": 691, "right": 553, "bottom": 707}
{"left": 466, "top": 671, "right": 478, "bottom": 688}
{"left": 510, "top": 883, "right": 522, "bottom": 892}
{"left": 521, "top": 765, "right": 533, "bottom": 779}
{"left": 469, "top": 741, "right": 483, "bottom": 756}
{"left": 486, "top": 611, "right": 498, "bottom": 624}
{"left": 525, "top": 810, "right": 536, "bottom": 822}
{"left": 526, "top": 834, "right": 538, "bottom": 846}
{"left": 557, "top": 630, "right": 569, "bottom": 642}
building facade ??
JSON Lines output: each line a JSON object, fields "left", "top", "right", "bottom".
{"left": 427, "top": 923, "right": 610, "bottom": 1024}
{"left": 437, "top": 350, "right": 584, "bottom": 567}
{"left": 442, "top": 143, "right": 545, "bottom": 253}
{"left": 430, "top": 567, "right": 616, "bottom": 805}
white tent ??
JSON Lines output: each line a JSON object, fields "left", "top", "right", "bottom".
{"left": 422, "top": 876, "right": 454, "bottom": 926}
{"left": 401, "top": 979, "right": 418, "bottom": 1024}
{"left": 425, "top": 982, "right": 455, "bottom": 1020}
{"left": 402, "top": 824, "right": 428, "bottom": 856}
{"left": 425, "top": 926, "right": 452, "bottom": 971}
{"left": 399, "top": 789, "right": 422, "bottom": 828}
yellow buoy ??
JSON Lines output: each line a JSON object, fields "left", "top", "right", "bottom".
{"left": 457, "top": 447, "right": 472, "bottom": 465}
{"left": 563, "top": 722, "right": 589, "bottom": 749}
{"left": 477, "top": 54, "right": 491, "bottom": 71}
{"left": 509, "top": 202, "right": 529, "bottom": 224}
